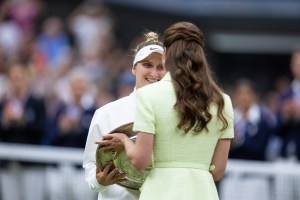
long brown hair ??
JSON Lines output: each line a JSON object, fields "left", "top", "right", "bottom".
{"left": 163, "top": 21, "right": 228, "bottom": 133}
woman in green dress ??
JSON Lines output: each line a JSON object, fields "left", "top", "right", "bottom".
{"left": 99, "top": 21, "right": 234, "bottom": 200}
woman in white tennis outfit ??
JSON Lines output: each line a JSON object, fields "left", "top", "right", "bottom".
{"left": 82, "top": 32, "right": 167, "bottom": 200}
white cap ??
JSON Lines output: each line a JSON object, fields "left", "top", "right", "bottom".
{"left": 133, "top": 44, "right": 164, "bottom": 66}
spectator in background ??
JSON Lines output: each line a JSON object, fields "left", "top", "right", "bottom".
{"left": 220, "top": 78, "right": 276, "bottom": 200}
{"left": 230, "top": 79, "right": 277, "bottom": 161}
{"left": 0, "top": 14, "right": 22, "bottom": 57}
{"left": 116, "top": 69, "right": 136, "bottom": 98}
{"left": 67, "top": 1, "right": 114, "bottom": 60}
{"left": 94, "top": 84, "right": 116, "bottom": 108}
{"left": 0, "top": 60, "right": 46, "bottom": 145}
{"left": 274, "top": 45, "right": 300, "bottom": 200}
{"left": 6, "top": 0, "right": 43, "bottom": 37}
{"left": 264, "top": 75, "right": 291, "bottom": 114}
{"left": 67, "top": 1, "right": 114, "bottom": 84}
{"left": 45, "top": 67, "right": 97, "bottom": 200}
{"left": 48, "top": 67, "right": 96, "bottom": 148}
{"left": 101, "top": 46, "right": 134, "bottom": 98}
{"left": 0, "top": 60, "right": 47, "bottom": 200}
{"left": 36, "top": 16, "right": 71, "bottom": 70}
{"left": 276, "top": 46, "right": 300, "bottom": 161}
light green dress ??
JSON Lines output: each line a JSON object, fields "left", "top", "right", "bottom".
{"left": 133, "top": 72, "right": 234, "bottom": 200}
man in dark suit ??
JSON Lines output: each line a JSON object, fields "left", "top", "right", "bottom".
{"left": 0, "top": 61, "right": 47, "bottom": 200}
{"left": 277, "top": 46, "right": 300, "bottom": 161}
{"left": 44, "top": 68, "right": 97, "bottom": 200}
{"left": 0, "top": 61, "right": 46, "bottom": 146}
{"left": 229, "top": 79, "right": 277, "bottom": 161}
{"left": 274, "top": 46, "right": 300, "bottom": 200}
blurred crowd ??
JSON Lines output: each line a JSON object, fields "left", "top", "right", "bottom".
{"left": 0, "top": 0, "right": 299, "bottom": 163}
{"left": 0, "top": 1, "right": 139, "bottom": 199}
{"left": 220, "top": 47, "right": 300, "bottom": 200}
{"left": 0, "top": 0, "right": 300, "bottom": 200}
{"left": 0, "top": 0, "right": 139, "bottom": 150}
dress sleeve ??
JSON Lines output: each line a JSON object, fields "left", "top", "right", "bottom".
{"left": 82, "top": 109, "right": 108, "bottom": 192}
{"left": 132, "top": 89, "right": 155, "bottom": 135}
{"left": 220, "top": 94, "right": 234, "bottom": 139}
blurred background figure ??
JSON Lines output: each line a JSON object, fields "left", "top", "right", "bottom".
{"left": 220, "top": 78, "right": 277, "bottom": 200}
{"left": 67, "top": 1, "right": 114, "bottom": 83}
{"left": 116, "top": 69, "right": 136, "bottom": 98}
{"left": 274, "top": 46, "right": 300, "bottom": 200}
{"left": 0, "top": 60, "right": 47, "bottom": 200}
{"left": 0, "top": 0, "right": 43, "bottom": 58}
{"left": 68, "top": 2, "right": 114, "bottom": 57}
{"left": 44, "top": 67, "right": 97, "bottom": 200}
{"left": 230, "top": 78, "right": 277, "bottom": 161}
{"left": 0, "top": 13, "right": 22, "bottom": 58}
{"left": 47, "top": 67, "right": 96, "bottom": 148}
{"left": 36, "top": 16, "right": 71, "bottom": 70}
{"left": 0, "top": 60, "right": 46, "bottom": 146}
{"left": 5, "top": 0, "right": 43, "bottom": 37}
{"left": 276, "top": 46, "right": 300, "bottom": 161}
{"left": 264, "top": 75, "right": 291, "bottom": 114}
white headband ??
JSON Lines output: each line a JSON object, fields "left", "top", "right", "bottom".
{"left": 133, "top": 44, "right": 164, "bottom": 66}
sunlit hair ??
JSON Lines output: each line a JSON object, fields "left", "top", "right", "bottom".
{"left": 133, "top": 31, "right": 164, "bottom": 58}
{"left": 163, "top": 21, "right": 228, "bottom": 133}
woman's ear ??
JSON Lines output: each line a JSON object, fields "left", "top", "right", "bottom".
{"left": 131, "top": 66, "right": 136, "bottom": 76}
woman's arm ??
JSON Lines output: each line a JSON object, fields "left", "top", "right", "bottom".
{"left": 125, "top": 132, "right": 154, "bottom": 170}
{"left": 210, "top": 139, "right": 231, "bottom": 182}
{"left": 100, "top": 132, "right": 154, "bottom": 171}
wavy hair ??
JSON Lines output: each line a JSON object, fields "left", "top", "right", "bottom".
{"left": 163, "top": 22, "right": 228, "bottom": 133}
